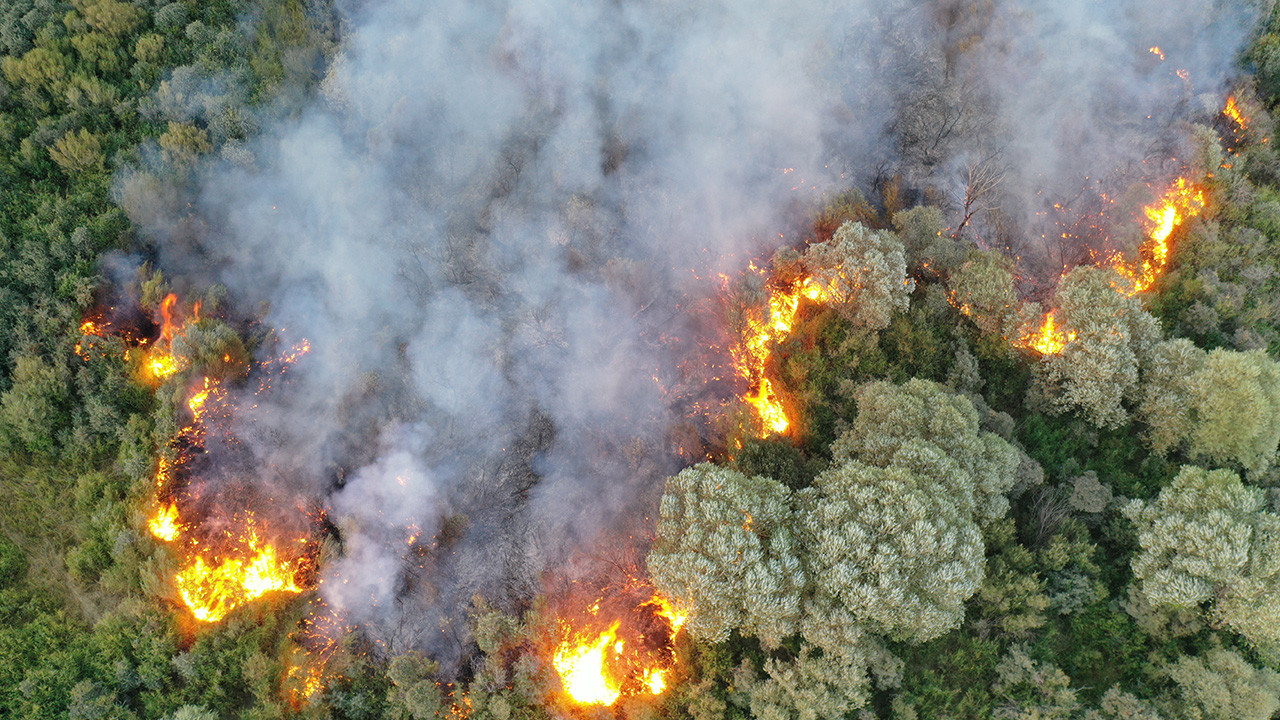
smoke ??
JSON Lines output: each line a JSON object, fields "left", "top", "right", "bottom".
{"left": 119, "top": 0, "right": 1265, "bottom": 663}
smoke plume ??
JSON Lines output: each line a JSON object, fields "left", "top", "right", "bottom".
{"left": 120, "top": 0, "right": 1266, "bottom": 663}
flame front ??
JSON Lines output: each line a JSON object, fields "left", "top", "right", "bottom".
{"left": 554, "top": 622, "right": 624, "bottom": 706}
{"left": 553, "top": 593, "right": 686, "bottom": 706}
{"left": 176, "top": 535, "right": 306, "bottom": 623}
{"left": 1020, "top": 311, "right": 1076, "bottom": 355}
{"left": 1114, "top": 178, "right": 1205, "bottom": 294}
{"left": 149, "top": 503, "right": 183, "bottom": 542}
{"left": 733, "top": 276, "right": 829, "bottom": 436}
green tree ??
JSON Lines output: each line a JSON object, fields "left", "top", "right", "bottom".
{"left": 1141, "top": 341, "right": 1280, "bottom": 475}
{"left": 803, "top": 220, "right": 913, "bottom": 330}
{"left": 647, "top": 464, "right": 804, "bottom": 648}
{"left": 0, "top": 353, "right": 70, "bottom": 456}
{"left": 49, "top": 127, "right": 105, "bottom": 175}
{"left": 71, "top": 0, "right": 144, "bottom": 37}
{"left": 800, "top": 457, "right": 985, "bottom": 643}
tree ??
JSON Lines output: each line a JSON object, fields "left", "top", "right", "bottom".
{"left": 158, "top": 122, "right": 212, "bottom": 168}
{"left": 831, "top": 379, "right": 1020, "bottom": 524}
{"left": 802, "top": 221, "right": 913, "bottom": 330}
{"left": 741, "top": 645, "right": 876, "bottom": 720}
{"left": 893, "top": 205, "right": 965, "bottom": 278}
{"left": 647, "top": 463, "right": 804, "bottom": 648}
{"left": 1140, "top": 341, "right": 1280, "bottom": 475}
{"left": 1168, "top": 648, "right": 1280, "bottom": 720}
{"left": 72, "top": 0, "right": 144, "bottom": 37}
{"left": 1037, "top": 266, "right": 1161, "bottom": 429}
{"left": 799, "top": 457, "right": 985, "bottom": 643}
{"left": 948, "top": 250, "right": 1018, "bottom": 337}
{"left": 1186, "top": 349, "right": 1280, "bottom": 476}
{"left": 0, "top": 353, "right": 70, "bottom": 456}
{"left": 1124, "top": 465, "right": 1280, "bottom": 645}
{"left": 49, "top": 128, "right": 105, "bottom": 175}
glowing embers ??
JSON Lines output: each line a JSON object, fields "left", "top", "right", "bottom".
{"left": 1019, "top": 311, "right": 1076, "bottom": 356}
{"left": 552, "top": 594, "right": 686, "bottom": 706}
{"left": 731, "top": 272, "right": 829, "bottom": 436}
{"left": 1114, "top": 178, "right": 1205, "bottom": 294}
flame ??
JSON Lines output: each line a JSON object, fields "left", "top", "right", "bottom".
{"left": 1149, "top": 46, "right": 1164, "bottom": 61}
{"left": 149, "top": 503, "right": 183, "bottom": 542}
{"left": 732, "top": 276, "right": 829, "bottom": 436}
{"left": 1113, "top": 178, "right": 1205, "bottom": 294}
{"left": 188, "top": 377, "right": 214, "bottom": 419}
{"left": 553, "top": 593, "right": 686, "bottom": 706}
{"left": 145, "top": 293, "right": 206, "bottom": 381}
{"left": 554, "top": 622, "right": 624, "bottom": 706}
{"left": 175, "top": 533, "right": 306, "bottom": 623}
{"left": 1020, "top": 311, "right": 1075, "bottom": 355}
{"left": 1224, "top": 95, "right": 1248, "bottom": 128}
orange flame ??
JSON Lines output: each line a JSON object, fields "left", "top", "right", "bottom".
{"left": 1113, "top": 178, "right": 1204, "bottom": 294}
{"left": 1224, "top": 96, "right": 1248, "bottom": 128}
{"left": 1149, "top": 46, "right": 1164, "bottom": 61}
{"left": 146, "top": 294, "right": 206, "bottom": 381}
{"left": 732, "top": 276, "right": 829, "bottom": 436}
{"left": 1020, "top": 311, "right": 1075, "bottom": 355}
{"left": 553, "top": 594, "right": 686, "bottom": 706}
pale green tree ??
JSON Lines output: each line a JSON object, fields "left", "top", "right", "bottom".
{"left": 1124, "top": 465, "right": 1280, "bottom": 645}
{"left": 948, "top": 251, "right": 1019, "bottom": 337}
{"left": 831, "top": 378, "right": 1020, "bottom": 524}
{"left": 1139, "top": 339, "right": 1205, "bottom": 455}
{"left": 893, "top": 205, "right": 966, "bottom": 277}
{"left": 1038, "top": 266, "right": 1161, "bottom": 429}
{"left": 803, "top": 220, "right": 913, "bottom": 330}
{"left": 1141, "top": 341, "right": 1280, "bottom": 475}
{"left": 1168, "top": 648, "right": 1280, "bottom": 720}
{"left": 647, "top": 463, "right": 804, "bottom": 648}
{"left": 800, "top": 458, "right": 985, "bottom": 643}
{"left": 741, "top": 645, "right": 875, "bottom": 720}
{"left": 1186, "top": 349, "right": 1280, "bottom": 475}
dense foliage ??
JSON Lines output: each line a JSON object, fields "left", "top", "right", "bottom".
{"left": 4, "top": 1, "right": 1280, "bottom": 720}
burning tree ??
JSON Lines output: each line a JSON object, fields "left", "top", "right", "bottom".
{"left": 646, "top": 463, "right": 803, "bottom": 649}
{"left": 1032, "top": 266, "right": 1161, "bottom": 429}
{"left": 801, "top": 220, "right": 913, "bottom": 330}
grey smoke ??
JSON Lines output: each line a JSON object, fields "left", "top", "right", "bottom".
{"left": 121, "top": 0, "right": 1265, "bottom": 665}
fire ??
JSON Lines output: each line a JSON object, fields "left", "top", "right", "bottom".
{"left": 1149, "top": 46, "right": 1164, "bottom": 61}
{"left": 175, "top": 530, "right": 307, "bottom": 623}
{"left": 149, "top": 503, "right": 183, "bottom": 542}
{"left": 1020, "top": 311, "right": 1075, "bottom": 355}
{"left": 554, "top": 622, "right": 624, "bottom": 706}
{"left": 1114, "top": 177, "right": 1204, "bottom": 294}
{"left": 552, "top": 593, "right": 686, "bottom": 707}
{"left": 145, "top": 293, "right": 202, "bottom": 381}
{"left": 732, "top": 275, "right": 829, "bottom": 435}
{"left": 1224, "top": 96, "right": 1248, "bottom": 128}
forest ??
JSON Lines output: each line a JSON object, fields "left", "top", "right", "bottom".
{"left": 4, "top": 0, "right": 1280, "bottom": 719}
